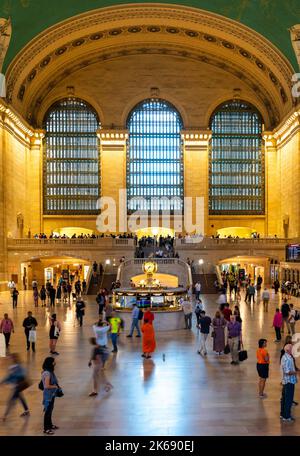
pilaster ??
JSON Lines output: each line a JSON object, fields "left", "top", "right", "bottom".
{"left": 98, "top": 129, "right": 128, "bottom": 233}
{"left": 181, "top": 130, "right": 211, "bottom": 235}
{"left": 263, "top": 132, "right": 280, "bottom": 237}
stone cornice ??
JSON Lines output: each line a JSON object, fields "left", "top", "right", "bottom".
{"left": 181, "top": 129, "right": 212, "bottom": 147}
{"left": 98, "top": 128, "right": 129, "bottom": 146}
{"left": 0, "top": 99, "right": 44, "bottom": 146}
{"left": 263, "top": 109, "right": 300, "bottom": 147}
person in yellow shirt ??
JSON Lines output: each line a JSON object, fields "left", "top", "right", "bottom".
{"left": 256, "top": 338, "right": 270, "bottom": 398}
{"left": 109, "top": 312, "right": 122, "bottom": 353}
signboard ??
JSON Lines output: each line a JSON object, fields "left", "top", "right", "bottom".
{"left": 287, "top": 244, "right": 300, "bottom": 261}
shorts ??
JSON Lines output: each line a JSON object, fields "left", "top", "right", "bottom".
{"left": 257, "top": 363, "right": 269, "bottom": 379}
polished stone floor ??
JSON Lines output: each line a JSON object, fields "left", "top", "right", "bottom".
{"left": 0, "top": 288, "right": 299, "bottom": 436}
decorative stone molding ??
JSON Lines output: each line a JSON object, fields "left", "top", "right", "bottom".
{"left": 0, "top": 99, "right": 44, "bottom": 147}
{"left": 28, "top": 43, "right": 280, "bottom": 129}
{"left": 4, "top": 4, "right": 294, "bottom": 127}
{"left": 263, "top": 110, "right": 300, "bottom": 147}
{"left": 98, "top": 128, "right": 129, "bottom": 146}
{"left": 181, "top": 130, "right": 212, "bottom": 147}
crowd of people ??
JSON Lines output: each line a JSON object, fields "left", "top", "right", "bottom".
{"left": 1, "top": 271, "right": 300, "bottom": 433}
{"left": 31, "top": 233, "right": 137, "bottom": 240}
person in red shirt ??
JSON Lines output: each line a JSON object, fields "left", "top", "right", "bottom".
{"left": 222, "top": 303, "right": 232, "bottom": 322}
{"left": 0, "top": 314, "right": 14, "bottom": 348}
{"left": 144, "top": 308, "right": 154, "bottom": 324}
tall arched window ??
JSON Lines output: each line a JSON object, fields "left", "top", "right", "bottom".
{"left": 209, "top": 100, "right": 264, "bottom": 214}
{"left": 127, "top": 99, "right": 183, "bottom": 213}
{"left": 43, "top": 98, "right": 100, "bottom": 214}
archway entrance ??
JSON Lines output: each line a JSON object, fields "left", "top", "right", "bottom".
{"left": 216, "top": 227, "right": 256, "bottom": 238}
{"left": 135, "top": 227, "right": 175, "bottom": 239}
{"left": 218, "top": 256, "right": 269, "bottom": 285}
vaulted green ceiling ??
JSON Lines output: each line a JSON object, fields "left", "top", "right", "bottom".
{"left": 1, "top": 0, "right": 299, "bottom": 72}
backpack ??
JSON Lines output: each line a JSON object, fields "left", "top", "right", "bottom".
{"left": 295, "top": 310, "right": 300, "bottom": 321}
{"left": 138, "top": 309, "right": 143, "bottom": 320}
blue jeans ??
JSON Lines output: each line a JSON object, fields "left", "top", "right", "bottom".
{"left": 111, "top": 333, "right": 118, "bottom": 351}
{"left": 281, "top": 383, "right": 295, "bottom": 419}
{"left": 129, "top": 318, "right": 141, "bottom": 336}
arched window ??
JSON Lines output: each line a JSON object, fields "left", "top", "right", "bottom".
{"left": 126, "top": 99, "right": 183, "bottom": 213}
{"left": 43, "top": 98, "right": 100, "bottom": 214}
{"left": 209, "top": 100, "right": 264, "bottom": 214}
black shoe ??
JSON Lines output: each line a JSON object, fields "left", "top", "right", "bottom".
{"left": 126, "top": 335, "right": 132, "bottom": 338}
{"left": 136, "top": 335, "right": 141, "bottom": 338}
{"left": 112, "top": 349, "right": 118, "bottom": 353}
{"left": 293, "top": 401, "right": 298, "bottom": 406}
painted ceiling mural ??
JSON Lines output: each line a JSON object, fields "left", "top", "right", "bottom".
{"left": 0, "top": 0, "right": 299, "bottom": 71}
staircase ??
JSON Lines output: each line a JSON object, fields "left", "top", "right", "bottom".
{"left": 101, "top": 273, "right": 117, "bottom": 291}
{"left": 87, "top": 272, "right": 101, "bottom": 295}
{"left": 192, "top": 273, "right": 218, "bottom": 294}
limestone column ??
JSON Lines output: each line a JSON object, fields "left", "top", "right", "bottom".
{"left": 263, "top": 132, "right": 280, "bottom": 237}
{"left": 98, "top": 129, "right": 128, "bottom": 233}
{"left": 27, "top": 130, "right": 45, "bottom": 235}
{"left": 181, "top": 130, "right": 212, "bottom": 235}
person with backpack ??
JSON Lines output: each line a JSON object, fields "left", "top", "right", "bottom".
{"left": 126, "top": 303, "right": 141, "bottom": 338}
{"left": 40, "top": 285, "right": 47, "bottom": 307}
{"left": 0, "top": 353, "right": 30, "bottom": 422}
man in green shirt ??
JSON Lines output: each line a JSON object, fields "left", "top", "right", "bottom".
{"left": 110, "top": 312, "right": 122, "bottom": 353}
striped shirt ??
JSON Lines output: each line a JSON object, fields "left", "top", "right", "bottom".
{"left": 281, "top": 353, "right": 298, "bottom": 385}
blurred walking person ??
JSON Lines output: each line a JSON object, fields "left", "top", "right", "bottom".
{"left": 0, "top": 353, "right": 30, "bottom": 421}
{"left": 88, "top": 338, "right": 112, "bottom": 397}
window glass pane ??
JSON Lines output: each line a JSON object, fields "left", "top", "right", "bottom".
{"left": 43, "top": 98, "right": 100, "bottom": 214}
{"left": 127, "top": 99, "right": 183, "bottom": 213}
{"left": 209, "top": 100, "right": 264, "bottom": 214}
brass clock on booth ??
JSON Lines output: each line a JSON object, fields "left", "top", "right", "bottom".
{"left": 143, "top": 261, "right": 158, "bottom": 275}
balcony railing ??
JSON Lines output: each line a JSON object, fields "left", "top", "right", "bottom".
{"left": 175, "top": 237, "right": 290, "bottom": 247}
{"left": 7, "top": 238, "right": 135, "bottom": 248}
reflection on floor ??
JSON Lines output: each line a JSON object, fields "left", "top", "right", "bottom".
{"left": 0, "top": 289, "right": 299, "bottom": 436}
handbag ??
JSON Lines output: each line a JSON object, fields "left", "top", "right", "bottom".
{"left": 56, "top": 387, "right": 64, "bottom": 397}
{"left": 239, "top": 343, "right": 248, "bottom": 362}
{"left": 54, "top": 325, "right": 60, "bottom": 338}
{"left": 28, "top": 329, "right": 36, "bottom": 342}
{"left": 224, "top": 344, "right": 230, "bottom": 355}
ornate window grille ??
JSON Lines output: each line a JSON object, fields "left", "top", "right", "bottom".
{"left": 209, "top": 100, "right": 264, "bottom": 214}
{"left": 126, "top": 99, "right": 184, "bottom": 213}
{"left": 43, "top": 98, "right": 100, "bottom": 214}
